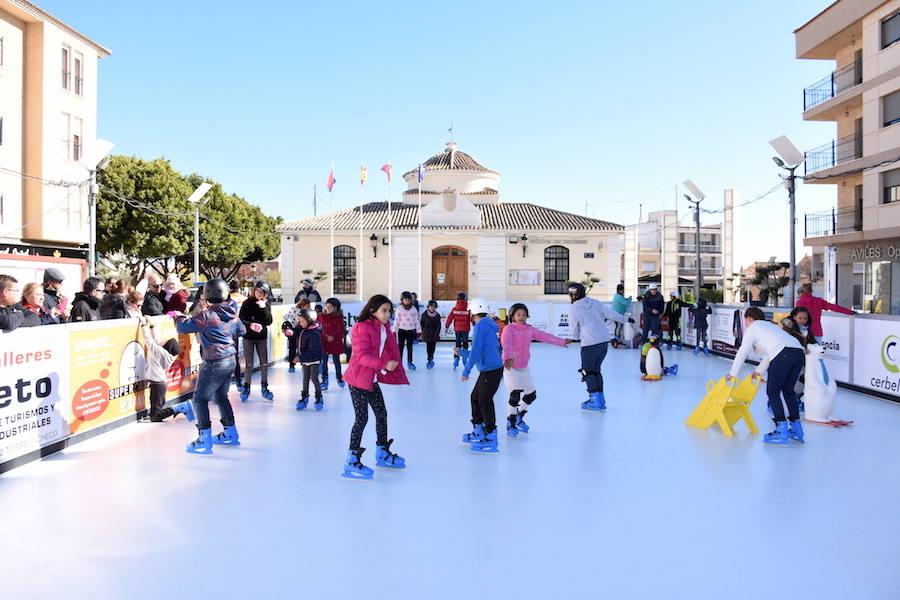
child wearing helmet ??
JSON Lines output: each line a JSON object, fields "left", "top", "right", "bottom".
{"left": 663, "top": 290, "right": 690, "bottom": 350}
{"left": 239, "top": 281, "right": 274, "bottom": 401}
{"left": 501, "top": 303, "right": 571, "bottom": 437}
{"left": 460, "top": 298, "right": 504, "bottom": 453}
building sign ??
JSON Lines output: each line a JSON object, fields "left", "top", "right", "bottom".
{"left": 509, "top": 270, "right": 541, "bottom": 286}
{"left": 853, "top": 318, "right": 900, "bottom": 396}
{"left": 837, "top": 240, "right": 900, "bottom": 263}
{"left": 437, "top": 273, "right": 446, "bottom": 284}
{"left": 531, "top": 238, "right": 588, "bottom": 245}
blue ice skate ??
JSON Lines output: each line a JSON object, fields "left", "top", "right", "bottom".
{"left": 516, "top": 414, "right": 530, "bottom": 433}
{"left": 172, "top": 400, "right": 195, "bottom": 423}
{"left": 186, "top": 428, "right": 213, "bottom": 455}
{"left": 213, "top": 424, "right": 240, "bottom": 446}
{"left": 261, "top": 385, "right": 274, "bottom": 401}
{"left": 239, "top": 384, "right": 249, "bottom": 403}
{"left": 453, "top": 355, "right": 460, "bottom": 370}
{"left": 789, "top": 420, "right": 805, "bottom": 443}
{"left": 676, "top": 342, "right": 683, "bottom": 351}
{"left": 338, "top": 380, "right": 346, "bottom": 389}
{"left": 426, "top": 360, "right": 435, "bottom": 369}
{"left": 288, "top": 365, "right": 296, "bottom": 373}
{"left": 581, "top": 391, "right": 606, "bottom": 411}
{"left": 375, "top": 439, "right": 406, "bottom": 469}
{"left": 295, "top": 397, "right": 308, "bottom": 411}
{"left": 321, "top": 378, "right": 329, "bottom": 392}
{"left": 664, "top": 364, "right": 678, "bottom": 376}
{"left": 703, "top": 346, "right": 710, "bottom": 355}
{"left": 408, "top": 362, "right": 417, "bottom": 371}
{"left": 506, "top": 417, "right": 519, "bottom": 438}
{"left": 314, "top": 397, "right": 324, "bottom": 411}
{"left": 342, "top": 448, "right": 374, "bottom": 480}
{"left": 692, "top": 345, "right": 700, "bottom": 356}
{"left": 471, "top": 429, "right": 499, "bottom": 453}
{"left": 462, "top": 423, "right": 485, "bottom": 443}
{"left": 763, "top": 422, "right": 791, "bottom": 446}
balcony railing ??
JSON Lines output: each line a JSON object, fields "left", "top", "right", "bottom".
{"left": 678, "top": 267, "right": 724, "bottom": 277}
{"left": 803, "top": 59, "right": 863, "bottom": 111}
{"left": 804, "top": 133, "right": 862, "bottom": 175}
{"left": 804, "top": 206, "right": 862, "bottom": 238}
{"left": 677, "top": 244, "right": 722, "bottom": 254}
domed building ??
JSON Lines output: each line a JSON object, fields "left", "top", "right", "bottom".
{"left": 278, "top": 142, "right": 624, "bottom": 303}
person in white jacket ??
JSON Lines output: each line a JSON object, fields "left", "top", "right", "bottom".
{"left": 140, "top": 316, "right": 195, "bottom": 423}
{"left": 568, "top": 283, "right": 631, "bottom": 411}
{"left": 726, "top": 306, "right": 805, "bottom": 446}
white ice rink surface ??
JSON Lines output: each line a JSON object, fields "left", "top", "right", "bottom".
{"left": 2, "top": 343, "right": 899, "bottom": 600}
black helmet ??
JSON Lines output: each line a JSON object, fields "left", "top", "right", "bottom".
{"left": 326, "top": 297, "right": 341, "bottom": 310}
{"left": 567, "top": 282, "right": 586, "bottom": 302}
{"left": 508, "top": 303, "right": 529, "bottom": 322}
{"left": 204, "top": 279, "right": 229, "bottom": 304}
{"left": 254, "top": 281, "right": 271, "bottom": 296}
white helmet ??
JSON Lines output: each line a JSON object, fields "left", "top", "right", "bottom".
{"left": 468, "top": 297, "right": 491, "bottom": 316}
{"left": 648, "top": 283, "right": 658, "bottom": 290}
{"left": 669, "top": 290, "right": 679, "bottom": 297}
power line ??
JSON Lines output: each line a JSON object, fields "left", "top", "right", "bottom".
{"left": 0, "top": 166, "right": 88, "bottom": 188}
{"left": 701, "top": 181, "right": 785, "bottom": 214}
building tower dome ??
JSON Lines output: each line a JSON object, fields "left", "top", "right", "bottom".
{"left": 403, "top": 142, "right": 501, "bottom": 205}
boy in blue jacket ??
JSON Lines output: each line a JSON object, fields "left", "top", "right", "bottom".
{"left": 294, "top": 310, "right": 325, "bottom": 411}
{"left": 175, "top": 279, "right": 246, "bottom": 455}
{"left": 460, "top": 298, "right": 504, "bottom": 453}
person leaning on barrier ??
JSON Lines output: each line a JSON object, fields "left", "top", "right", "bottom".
{"left": 100, "top": 280, "right": 130, "bottom": 320}
{"left": 19, "top": 282, "right": 56, "bottom": 326}
{"left": 70, "top": 277, "right": 104, "bottom": 322}
{"left": 42, "top": 268, "right": 67, "bottom": 323}
{"left": 0, "top": 274, "right": 26, "bottom": 332}
{"left": 141, "top": 274, "right": 165, "bottom": 316}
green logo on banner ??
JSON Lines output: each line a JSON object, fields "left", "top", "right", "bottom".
{"left": 882, "top": 336, "right": 900, "bottom": 373}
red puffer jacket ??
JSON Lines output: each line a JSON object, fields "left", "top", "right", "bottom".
{"left": 318, "top": 311, "right": 346, "bottom": 355}
{"left": 444, "top": 300, "right": 471, "bottom": 332}
{"left": 343, "top": 318, "right": 409, "bottom": 391}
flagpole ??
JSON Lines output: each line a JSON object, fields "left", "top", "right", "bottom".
{"left": 359, "top": 169, "right": 364, "bottom": 303}
{"left": 388, "top": 178, "right": 393, "bottom": 301}
{"left": 330, "top": 161, "right": 335, "bottom": 299}
{"left": 417, "top": 168, "right": 422, "bottom": 300}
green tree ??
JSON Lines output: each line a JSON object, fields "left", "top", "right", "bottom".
{"left": 751, "top": 262, "right": 790, "bottom": 306}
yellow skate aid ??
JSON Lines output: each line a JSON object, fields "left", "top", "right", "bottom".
{"left": 685, "top": 375, "right": 760, "bottom": 437}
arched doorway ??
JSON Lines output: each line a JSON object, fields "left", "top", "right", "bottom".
{"left": 432, "top": 246, "right": 468, "bottom": 300}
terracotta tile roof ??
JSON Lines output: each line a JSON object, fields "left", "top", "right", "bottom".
{"left": 402, "top": 145, "right": 497, "bottom": 177}
{"left": 278, "top": 202, "right": 622, "bottom": 232}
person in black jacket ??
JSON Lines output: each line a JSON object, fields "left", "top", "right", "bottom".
{"left": 141, "top": 274, "right": 165, "bottom": 316}
{"left": 99, "top": 280, "right": 129, "bottom": 320}
{"left": 0, "top": 274, "right": 26, "bottom": 332}
{"left": 70, "top": 277, "right": 104, "bottom": 323}
{"left": 294, "top": 310, "right": 324, "bottom": 410}
{"left": 420, "top": 300, "right": 442, "bottom": 369}
{"left": 293, "top": 278, "right": 322, "bottom": 304}
{"left": 41, "top": 268, "right": 67, "bottom": 324}
{"left": 239, "top": 281, "right": 274, "bottom": 401}
{"left": 640, "top": 284, "right": 665, "bottom": 343}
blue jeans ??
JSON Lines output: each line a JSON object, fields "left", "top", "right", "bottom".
{"left": 643, "top": 314, "right": 661, "bottom": 341}
{"left": 319, "top": 354, "right": 343, "bottom": 382}
{"left": 766, "top": 348, "right": 804, "bottom": 422}
{"left": 193, "top": 357, "right": 237, "bottom": 430}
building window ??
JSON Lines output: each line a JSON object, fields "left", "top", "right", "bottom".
{"left": 884, "top": 89, "right": 900, "bottom": 127}
{"left": 0, "top": 193, "right": 4, "bottom": 225}
{"left": 543, "top": 246, "right": 569, "bottom": 294}
{"left": 72, "top": 117, "right": 83, "bottom": 162}
{"left": 62, "top": 46, "right": 71, "bottom": 90}
{"left": 74, "top": 51, "right": 83, "bottom": 96}
{"left": 333, "top": 245, "right": 357, "bottom": 294}
{"left": 882, "top": 168, "right": 900, "bottom": 204}
{"left": 641, "top": 262, "right": 656, "bottom": 272}
{"left": 0, "top": 37, "right": 4, "bottom": 67}
{"left": 61, "top": 112, "right": 70, "bottom": 159}
{"left": 883, "top": 12, "right": 900, "bottom": 49}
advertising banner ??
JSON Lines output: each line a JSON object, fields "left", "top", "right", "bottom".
{"left": 710, "top": 306, "right": 744, "bottom": 358}
{"left": 819, "top": 314, "right": 851, "bottom": 383}
{"left": 0, "top": 327, "right": 70, "bottom": 463}
{"left": 852, "top": 318, "right": 900, "bottom": 396}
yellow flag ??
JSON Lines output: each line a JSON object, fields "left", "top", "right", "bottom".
{"left": 360, "top": 165, "right": 368, "bottom": 185}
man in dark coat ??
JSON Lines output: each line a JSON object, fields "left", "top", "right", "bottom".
{"left": 70, "top": 277, "right": 104, "bottom": 322}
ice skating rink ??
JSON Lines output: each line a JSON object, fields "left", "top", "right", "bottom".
{"left": 2, "top": 343, "right": 899, "bottom": 600}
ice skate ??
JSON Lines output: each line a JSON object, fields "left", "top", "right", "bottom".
{"left": 314, "top": 397, "right": 324, "bottom": 411}
{"left": 462, "top": 423, "right": 485, "bottom": 443}
{"left": 408, "top": 362, "right": 417, "bottom": 371}
{"left": 453, "top": 354, "right": 460, "bottom": 370}
{"left": 321, "top": 378, "right": 329, "bottom": 392}
{"left": 789, "top": 420, "right": 805, "bottom": 443}
{"left": 516, "top": 413, "right": 530, "bottom": 433}
{"left": 664, "top": 365, "right": 678, "bottom": 376}
{"left": 506, "top": 416, "right": 519, "bottom": 438}
{"left": 239, "top": 384, "right": 250, "bottom": 403}
{"left": 261, "top": 385, "right": 274, "bottom": 401}
{"left": 172, "top": 401, "right": 195, "bottom": 422}
{"left": 295, "top": 397, "right": 308, "bottom": 411}
{"left": 471, "top": 429, "right": 499, "bottom": 453}
{"left": 213, "top": 424, "right": 240, "bottom": 446}
{"left": 375, "top": 439, "right": 406, "bottom": 468}
{"left": 693, "top": 346, "right": 700, "bottom": 356}
{"left": 186, "top": 428, "right": 213, "bottom": 455}
{"left": 703, "top": 346, "right": 710, "bottom": 355}
{"left": 342, "top": 448, "right": 374, "bottom": 480}
{"left": 337, "top": 379, "right": 346, "bottom": 389}
{"left": 426, "top": 360, "right": 435, "bottom": 369}
{"left": 288, "top": 365, "right": 296, "bottom": 373}
{"left": 581, "top": 391, "right": 606, "bottom": 411}
{"left": 763, "top": 422, "right": 791, "bottom": 446}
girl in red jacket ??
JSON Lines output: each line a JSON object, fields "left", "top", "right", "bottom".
{"left": 318, "top": 297, "right": 348, "bottom": 390}
{"left": 445, "top": 292, "right": 472, "bottom": 369}
{"left": 342, "top": 295, "right": 409, "bottom": 479}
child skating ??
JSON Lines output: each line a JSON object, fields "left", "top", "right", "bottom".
{"left": 461, "top": 298, "right": 504, "bottom": 452}
{"left": 341, "top": 295, "right": 409, "bottom": 479}
{"left": 239, "top": 281, "right": 274, "bottom": 401}
{"left": 663, "top": 290, "right": 689, "bottom": 350}
{"left": 500, "top": 303, "right": 571, "bottom": 437}
{"left": 610, "top": 284, "right": 631, "bottom": 347}
{"left": 175, "top": 279, "right": 246, "bottom": 454}
{"left": 393, "top": 291, "right": 421, "bottom": 370}
{"left": 294, "top": 310, "right": 324, "bottom": 411}
{"left": 689, "top": 298, "right": 712, "bottom": 355}
{"left": 139, "top": 316, "right": 194, "bottom": 423}
{"left": 726, "top": 307, "right": 806, "bottom": 445}
{"left": 318, "top": 297, "right": 347, "bottom": 390}
{"left": 568, "top": 283, "right": 630, "bottom": 411}
{"left": 283, "top": 298, "right": 312, "bottom": 373}
{"left": 420, "top": 300, "right": 442, "bottom": 369}
{"left": 446, "top": 293, "right": 471, "bottom": 369}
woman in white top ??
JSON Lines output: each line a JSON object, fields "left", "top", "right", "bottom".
{"left": 726, "top": 307, "right": 805, "bottom": 446}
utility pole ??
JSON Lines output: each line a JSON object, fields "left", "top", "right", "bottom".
{"left": 88, "top": 172, "right": 98, "bottom": 277}
{"left": 684, "top": 195, "right": 703, "bottom": 302}
{"left": 786, "top": 165, "right": 798, "bottom": 307}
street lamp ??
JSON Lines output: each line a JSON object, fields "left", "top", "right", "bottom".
{"left": 520, "top": 233, "right": 529, "bottom": 258}
{"left": 83, "top": 139, "right": 115, "bottom": 277}
{"left": 769, "top": 135, "right": 805, "bottom": 307}
{"left": 682, "top": 179, "right": 706, "bottom": 303}
{"left": 187, "top": 182, "right": 213, "bottom": 285}
{"left": 369, "top": 233, "right": 379, "bottom": 257}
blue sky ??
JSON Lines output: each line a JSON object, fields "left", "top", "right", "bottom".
{"left": 43, "top": 0, "right": 839, "bottom": 266}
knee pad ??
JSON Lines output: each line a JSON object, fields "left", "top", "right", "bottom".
{"left": 523, "top": 391, "right": 537, "bottom": 405}
{"left": 508, "top": 389, "right": 523, "bottom": 408}
{"left": 580, "top": 369, "right": 599, "bottom": 382}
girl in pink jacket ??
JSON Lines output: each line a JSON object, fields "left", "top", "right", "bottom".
{"left": 342, "top": 295, "right": 409, "bottom": 480}
{"left": 500, "top": 302, "right": 572, "bottom": 437}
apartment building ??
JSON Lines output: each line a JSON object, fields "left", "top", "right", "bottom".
{"left": 0, "top": 0, "right": 109, "bottom": 294}
{"left": 798, "top": 0, "right": 900, "bottom": 314}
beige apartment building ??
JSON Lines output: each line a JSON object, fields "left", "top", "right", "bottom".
{"left": 798, "top": 0, "right": 900, "bottom": 314}
{"left": 278, "top": 143, "right": 624, "bottom": 303}
{"left": 0, "top": 0, "right": 109, "bottom": 295}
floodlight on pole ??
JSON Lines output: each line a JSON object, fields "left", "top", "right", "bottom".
{"left": 188, "top": 182, "right": 213, "bottom": 285}
{"left": 769, "top": 135, "right": 805, "bottom": 306}
{"left": 83, "top": 139, "right": 115, "bottom": 278}
{"left": 682, "top": 181, "right": 705, "bottom": 302}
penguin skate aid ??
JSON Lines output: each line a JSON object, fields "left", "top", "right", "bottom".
{"left": 341, "top": 294, "right": 409, "bottom": 479}
{"left": 726, "top": 307, "right": 806, "bottom": 446}
{"left": 501, "top": 302, "right": 571, "bottom": 437}
{"left": 460, "top": 298, "right": 504, "bottom": 452}
{"left": 175, "top": 279, "right": 247, "bottom": 455}
{"left": 640, "top": 335, "right": 678, "bottom": 381}
{"left": 567, "top": 283, "right": 631, "bottom": 411}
